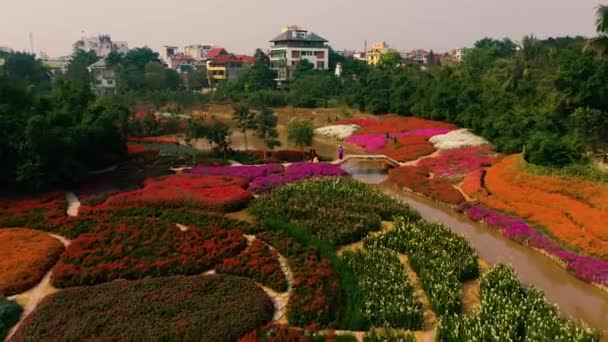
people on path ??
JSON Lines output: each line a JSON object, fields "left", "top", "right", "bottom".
{"left": 338, "top": 145, "right": 344, "bottom": 160}
{"left": 311, "top": 149, "right": 319, "bottom": 163}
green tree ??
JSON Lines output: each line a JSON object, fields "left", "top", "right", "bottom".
{"left": 243, "top": 49, "right": 276, "bottom": 91}
{"left": 185, "top": 120, "right": 208, "bottom": 163}
{"left": 254, "top": 107, "right": 280, "bottom": 159}
{"left": 474, "top": 38, "right": 518, "bottom": 57}
{"left": 573, "top": 107, "right": 608, "bottom": 160}
{"left": 0, "top": 51, "right": 51, "bottom": 89}
{"left": 287, "top": 119, "right": 314, "bottom": 152}
{"left": 232, "top": 104, "right": 257, "bottom": 150}
{"left": 294, "top": 59, "right": 315, "bottom": 79}
{"left": 378, "top": 51, "right": 403, "bottom": 68}
{"left": 65, "top": 49, "right": 99, "bottom": 84}
{"left": 206, "top": 119, "right": 232, "bottom": 159}
{"left": 185, "top": 68, "right": 209, "bottom": 90}
{"left": 584, "top": 5, "right": 608, "bottom": 58}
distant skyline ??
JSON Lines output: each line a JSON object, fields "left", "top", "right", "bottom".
{"left": 1, "top": 0, "right": 605, "bottom": 57}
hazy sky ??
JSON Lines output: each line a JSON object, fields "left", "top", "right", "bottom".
{"left": 0, "top": 0, "right": 605, "bottom": 57}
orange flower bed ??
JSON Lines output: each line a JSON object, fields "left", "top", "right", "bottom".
{"left": 381, "top": 135, "right": 436, "bottom": 162}
{"left": 99, "top": 174, "right": 252, "bottom": 212}
{"left": 389, "top": 166, "right": 465, "bottom": 205}
{"left": 0, "top": 228, "right": 65, "bottom": 296}
{"left": 127, "top": 135, "right": 179, "bottom": 145}
{"left": 482, "top": 155, "right": 608, "bottom": 258}
{"left": 358, "top": 115, "right": 457, "bottom": 134}
{"left": 461, "top": 170, "right": 486, "bottom": 199}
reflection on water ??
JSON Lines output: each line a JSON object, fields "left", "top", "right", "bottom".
{"left": 341, "top": 159, "right": 390, "bottom": 184}
{"left": 379, "top": 182, "right": 608, "bottom": 335}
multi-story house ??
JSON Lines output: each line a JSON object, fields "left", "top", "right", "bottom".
{"left": 167, "top": 54, "right": 197, "bottom": 72}
{"left": 269, "top": 25, "right": 329, "bottom": 84}
{"left": 365, "top": 41, "right": 389, "bottom": 65}
{"left": 88, "top": 59, "right": 117, "bottom": 96}
{"left": 73, "top": 35, "right": 128, "bottom": 57}
{"left": 184, "top": 44, "right": 214, "bottom": 61}
{"left": 206, "top": 54, "right": 248, "bottom": 86}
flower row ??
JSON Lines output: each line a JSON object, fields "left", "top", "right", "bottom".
{"left": 389, "top": 166, "right": 465, "bottom": 205}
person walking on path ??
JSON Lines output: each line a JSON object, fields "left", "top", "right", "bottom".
{"left": 312, "top": 150, "right": 320, "bottom": 163}
{"left": 338, "top": 145, "right": 344, "bottom": 160}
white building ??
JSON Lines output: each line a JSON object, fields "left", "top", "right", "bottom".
{"left": 88, "top": 59, "right": 117, "bottom": 96}
{"left": 269, "top": 25, "right": 329, "bottom": 84}
{"left": 161, "top": 46, "right": 179, "bottom": 64}
{"left": 73, "top": 35, "right": 128, "bottom": 57}
{"left": 184, "top": 44, "right": 214, "bottom": 61}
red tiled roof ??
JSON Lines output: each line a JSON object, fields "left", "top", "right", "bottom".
{"left": 169, "top": 54, "right": 195, "bottom": 61}
{"left": 210, "top": 54, "right": 243, "bottom": 65}
{"left": 236, "top": 55, "right": 256, "bottom": 64}
{"left": 206, "top": 48, "right": 227, "bottom": 59}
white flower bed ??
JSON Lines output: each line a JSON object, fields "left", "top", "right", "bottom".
{"left": 315, "top": 124, "right": 359, "bottom": 140}
{"left": 430, "top": 128, "right": 490, "bottom": 150}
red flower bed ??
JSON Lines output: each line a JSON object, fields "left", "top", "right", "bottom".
{"left": 51, "top": 217, "right": 247, "bottom": 288}
{"left": 389, "top": 166, "right": 465, "bottom": 205}
{"left": 337, "top": 118, "right": 379, "bottom": 127}
{"left": 127, "top": 135, "right": 179, "bottom": 145}
{"left": 257, "top": 231, "right": 340, "bottom": 327}
{"left": 0, "top": 228, "right": 65, "bottom": 296}
{"left": 99, "top": 173, "right": 252, "bottom": 212}
{"left": 127, "top": 143, "right": 147, "bottom": 156}
{"left": 357, "top": 115, "right": 457, "bottom": 134}
{"left": 239, "top": 324, "right": 309, "bottom": 342}
{"left": 0, "top": 192, "right": 68, "bottom": 235}
{"left": 417, "top": 146, "right": 494, "bottom": 182}
{"left": 381, "top": 135, "right": 437, "bottom": 162}
{"left": 217, "top": 239, "right": 288, "bottom": 292}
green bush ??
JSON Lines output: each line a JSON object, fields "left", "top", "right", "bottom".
{"left": 342, "top": 248, "right": 423, "bottom": 330}
{"left": 0, "top": 296, "right": 22, "bottom": 341}
{"left": 363, "top": 328, "right": 416, "bottom": 342}
{"left": 251, "top": 177, "right": 419, "bottom": 246}
{"left": 247, "top": 90, "right": 288, "bottom": 108}
{"left": 11, "top": 274, "right": 273, "bottom": 341}
{"left": 524, "top": 133, "right": 581, "bottom": 167}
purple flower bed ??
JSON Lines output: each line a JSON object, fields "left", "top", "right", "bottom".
{"left": 186, "top": 164, "right": 283, "bottom": 180}
{"left": 249, "top": 163, "right": 347, "bottom": 193}
{"left": 346, "top": 129, "right": 451, "bottom": 152}
{"left": 465, "top": 203, "right": 608, "bottom": 285}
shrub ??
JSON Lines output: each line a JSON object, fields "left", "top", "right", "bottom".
{"left": 363, "top": 328, "right": 416, "bottom": 342}
{"left": 251, "top": 177, "right": 419, "bottom": 246}
{"left": 51, "top": 217, "right": 247, "bottom": 287}
{"left": 381, "top": 135, "right": 437, "bottom": 162}
{"left": 341, "top": 248, "right": 423, "bottom": 329}
{"left": 11, "top": 274, "right": 274, "bottom": 341}
{"left": 249, "top": 163, "right": 347, "bottom": 193}
{"left": 0, "top": 296, "right": 22, "bottom": 341}
{"left": 217, "top": 239, "right": 288, "bottom": 292}
{"left": 0, "top": 228, "right": 65, "bottom": 296}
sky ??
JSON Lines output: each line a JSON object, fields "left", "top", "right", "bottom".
{"left": 0, "top": 0, "right": 605, "bottom": 57}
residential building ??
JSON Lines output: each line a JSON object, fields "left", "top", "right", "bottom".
{"left": 161, "top": 46, "right": 179, "bottom": 64}
{"left": 206, "top": 47, "right": 228, "bottom": 61}
{"left": 269, "top": 25, "right": 329, "bottom": 84}
{"left": 167, "top": 54, "right": 196, "bottom": 72}
{"left": 42, "top": 57, "right": 70, "bottom": 77}
{"left": 206, "top": 54, "right": 248, "bottom": 86}
{"left": 184, "top": 44, "right": 214, "bottom": 61}
{"left": 365, "top": 41, "right": 389, "bottom": 65}
{"left": 353, "top": 52, "right": 366, "bottom": 61}
{"left": 236, "top": 54, "right": 256, "bottom": 65}
{"left": 88, "top": 59, "right": 117, "bottom": 96}
{"left": 73, "top": 35, "right": 128, "bottom": 57}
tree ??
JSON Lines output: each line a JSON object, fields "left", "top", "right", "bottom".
{"left": 294, "top": 59, "right": 315, "bottom": 79}
{"left": 232, "top": 104, "right": 257, "bottom": 150}
{"left": 185, "top": 68, "right": 209, "bottom": 90}
{"left": 65, "top": 50, "right": 99, "bottom": 84}
{"left": 287, "top": 120, "right": 314, "bottom": 153}
{"left": 0, "top": 52, "right": 51, "bottom": 89}
{"left": 206, "top": 120, "right": 231, "bottom": 159}
{"left": 243, "top": 49, "right": 276, "bottom": 91}
{"left": 378, "top": 51, "right": 403, "bottom": 68}
{"left": 185, "top": 120, "right": 208, "bottom": 164}
{"left": 474, "top": 38, "right": 518, "bottom": 58}
{"left": 584, "top": 5, "right": 608, "bottom": 58}
{"left": 573, "top": 107, "right": 608, "bottom": 160}
{"left": 254, "top": 107, "right": 280, "bottom": 159}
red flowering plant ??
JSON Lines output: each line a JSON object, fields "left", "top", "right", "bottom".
{"left": 389, "top": 166, "right": 465, "bottom": 205}
{"left": 51, "top": 216, "right": 247, "bottom": 288}
{"left": 96, "top": 173, "right": 253, "bottom": 212}
{"left": 257, "top": 231, "right": 341, "bottom": 327}
{"left": 0, "top": 192, "right": 69, "bottom": 234}
{"left": 217, "top": 239, "right": 288, "bottom": 292}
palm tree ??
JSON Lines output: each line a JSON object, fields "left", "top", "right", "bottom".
{"left": 584, "top": 5, "right": 608, "bottom": 58}
{"left": 492, "top": 35, "right": 540, "bottom": 91}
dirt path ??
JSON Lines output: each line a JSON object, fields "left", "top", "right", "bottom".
{"left": 7, "top": 233, "right": 70, "bottom": 340}
{"left": 65, "top": 192, "right": 80, "bottom": 217}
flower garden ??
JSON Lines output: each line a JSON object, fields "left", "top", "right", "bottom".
{"left": 0, "top": 112, "right": 606, "bottom": 341}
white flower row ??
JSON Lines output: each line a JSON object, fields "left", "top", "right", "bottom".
{"left": 430, "top": 128, "right": 490, "bottom": 150}
{"left": 315, "top": 124, "right": 360, "bottom": 140}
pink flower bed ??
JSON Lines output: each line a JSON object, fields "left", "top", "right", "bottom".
{"left": 249, "top": 163, "right": 346, "bottom": 193}
{"left": 186, "top": 164, "right": 284, "bottom": 180}
{"left": 417, "top": 146, "right": 494, "bottom": 182}
{"left": 347, "top": 129, "right": 452, "bottom": 152}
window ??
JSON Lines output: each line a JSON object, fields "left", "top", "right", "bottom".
{"left": 291, "top": 50, "right": 300, "bottom": 58}
{"left": 315, "top": 51, "right": 325, "bottom": 58}
{"left": 316, "top": 61, "right": 325, "bottom": 69}
{"left": 107, "top": 79, "right": 114, "bottom": 85}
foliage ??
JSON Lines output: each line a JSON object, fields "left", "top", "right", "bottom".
{"left": 255, "top": 107, "right": 281, "bottom": 154}
{"left": 289, "top": 72, "right": 340, "bottom": 108}
{"left": 251, "top": 177, "right": 419, "bottom": 246}
{"left": 243, "top": 49, "right": 276, "bottom": 92}
{"left": 366, "top": 216, "right": 479, "bottom": 316}
{"left": 233, "top": 104, "right": 258, "bottom": 150}
{"left": 341, "top": 248, "right": 423, "bottom": 330}
{"left": 288, "top": 120, "right": 315, "bottom": 152}
{"left": 12, "top": 274, "right": 274, "bottom": 341}
{"left": 51, "top": 216, "right": 247, "bottom": 287}
{"left": 388, "top": 166, "right": 466, "bottom": 205}
{"left": 363, "top": 328, "right": 416, "bottom": 342}
{"left": 0, "top": 229, "right": 65, "bottom": 296}
{"left": 249, "top": 162, "right": 346, "bottom": 193}
{"left": 0, "top": 296, "right": 22, "bottom": 341}
{"left": 436, "top": 265, "right": 599, "bottom": 341}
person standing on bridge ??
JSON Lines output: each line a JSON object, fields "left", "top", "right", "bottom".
{"left": 338, "top": 145, "right": 344, "bottom": 160}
